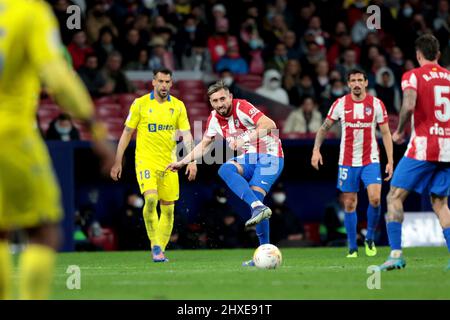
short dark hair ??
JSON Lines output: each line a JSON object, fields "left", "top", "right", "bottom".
{"left": 415, "top": 34, "right": 440, "bottom": 60}
{"left": 153, "top": 67, "right": 173, "bottom": 78}
{"left": 347, "top": 69, "right": 367, "bottom": 81}
{"left": 207, "top": 80, "right": 229, "bottom": 98}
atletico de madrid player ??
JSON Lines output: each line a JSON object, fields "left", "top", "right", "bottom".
{"left": 311, "top": 69, "right": 394, "bottom": 258}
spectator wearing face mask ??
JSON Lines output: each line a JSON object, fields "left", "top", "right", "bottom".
{"left": 117, "top": 192, "right": 148, "bottom": 250}
{"left": 216, "top": 69, "right": 245, "bottom": 97}
{"left": 46, "top": 113, "right": 80, "bottom": 141}
{"left": 256, "top": 69, "right": 289, "bottom": 105}
{"left": 371, "top": 68, "right": 401, "bottom": 115}
{"left": 215, "top": 42, "right": 249, "bottom": 74}
{"left": 268, "top": 183, "right": 305, "bottom": 247}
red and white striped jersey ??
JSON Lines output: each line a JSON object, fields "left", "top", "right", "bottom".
{"left": 205, "top": 99, "right": 284, "bottom": 157}
{"left": 327, "top": 94, "right": 388, "bottom": 167}
{"left": 401, "top": 64, "right": 450, "bottom": 162}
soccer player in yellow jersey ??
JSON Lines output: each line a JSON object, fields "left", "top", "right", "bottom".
{"left": 0, "top": 0, "right": 114, "bottom": 300}
{"left": 111, "top": 68, "right": 197, "bottom": 262}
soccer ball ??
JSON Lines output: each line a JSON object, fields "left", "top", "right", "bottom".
{"left": 253, "top": 244, "right": 282, "bottom": 269}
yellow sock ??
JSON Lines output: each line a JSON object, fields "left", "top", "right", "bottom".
{"left": 18, "top": 244, "right": 56, "bottom": 300}
{"left": 158, "top": 204, "right": 174, "bottom": 252}
{"left": 143, "top": 194, "right": 160, "bottom": 248}
{"left": 0, "top": 241, "right": 12, "bottom": 300}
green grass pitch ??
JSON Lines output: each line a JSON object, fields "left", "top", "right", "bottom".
{"left": 49, "top": 247, "right": 450, "bottom": 300}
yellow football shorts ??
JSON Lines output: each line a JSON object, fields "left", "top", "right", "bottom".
{"left": 135, "top": 161, "right": 179, "bottom": 201}
{"left": 0, "top": 132, "right": 62, "bottom": 230}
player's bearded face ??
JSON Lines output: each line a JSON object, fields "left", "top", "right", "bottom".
{"left": 210, "top": 89, "right": 233, "bottom": 116}
{"left": 153, "top": 73, "right": 173, "bottom": 99}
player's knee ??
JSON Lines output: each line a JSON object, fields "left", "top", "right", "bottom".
{"left": 144, "top": 195, "right": 158, "bottom": 213}
{"left": 431, "top": 195, "right": 447, "bottom": 213}
{"left": 343, "top": 197, "right": 357, "bottom": 212}
{"left": 27, "top": 224, "right": 61, "bottom": 250}
{"left": 387, "top": 189, "right": 399, "bottom": 206}
{"left": 369, "top": 196, "right": 381, "bottom": 207}
{"left": 218, "top": 163, "right": 237, "bottom": 180}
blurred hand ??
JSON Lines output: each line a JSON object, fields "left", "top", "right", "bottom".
{"left": 311, "top": 149, "right": 323, "bottom": 170}
{"left": 384, "top": 162, "right": 393, "bottom": 181}
{"left": 166, "top": 161, "right": 184, "bottom": 172}
{"left": 392, "top": 130, "right": 405, "bottom": 144}
{"left": 110, "top": 161, "right": 122, "bottom": 181}
{"left": 185, "top": 162, "right": 197, "bottom": 181}
{"left": 229, "top": 138, "right": 245, "bottom": 151}
{"left": 91, "top": 138, "right": 115, "bottom": 177}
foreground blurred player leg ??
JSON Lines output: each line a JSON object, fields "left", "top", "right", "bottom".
{"left": 18, "top": 224, "right": 60, "bottom": 300}
{"left": 0, "top": 232, "right": 12, "bottom": 300}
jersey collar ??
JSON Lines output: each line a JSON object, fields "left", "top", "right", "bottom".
{"left": 150, "top": 91, "right": 171, "bottom": 102}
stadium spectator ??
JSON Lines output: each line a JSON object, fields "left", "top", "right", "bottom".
{"left": 239, "top": 18, "right": 265, "bottom": 74}
{"left": 148, "top": 37, "right": 175, "bottom": 71}
{"left": 173, "top": 15, "right": 207, "bottom": 68}
{"left": 320, "top": 78, "right": 347, "bottom": 117}
{"left": 101, "top": 51, "right": 134, "bottom": 94}
{"left": 388, "top": 46, "right": 406, "bottom": 85}
{"left": 211, "top": 3, "right": 227, "bottom": 21}
{"left": 125, "top": 48, "right": 151, "bottom": 71}
{"left": 207, "top": 17, "right": 237, "bottom": 65}
{"left": 180, "top": 39, "right": 213, "bottom": 72}
{"left": 116, "top": 192, "right": 148, "bottom": 251}
{"left": 265, "top": 14, "right": 289, "bottom": 48}
{"left": 321, "top": 191, "right": 348, "bottom": 247}
{"left": 67, "top": 31, "right": 94, "bottom": 70}
{"left": 296, "top": 74, "right": 316, "bottom": 100}
{"left": 282, "top": 30, "right": 302, "bottom": 60}
{"left": 313, "top": 59, "right": 331, "bottom": 100}
{"left": 265, "top": 42, "right": 288, "bottom": 74}
{"left": 256, "top": 69, "right": 289, "bottom": 105}
{"left": 267, "top": 183, "right": 305, "bottom": 247}
{"left": 215, "top": 42, "right": 249, "bottom": 74}
{"left": 300, "top": 39, "right": 326, "bottom": 77}
{"left": 86, "top": 0, "right": 118, "bottom": 44}
{"left": 335, "top": 49, "right": 361, "bottom": 80}
{"left": 304, "top": 16, "right": 328, "bottom": 51}
{"left": 351, "top": 12, "right": 372, "bottom": 45}
{"left": 283, "top": 96, "right": 322, "bottom": 134}
{"left": 372, "top": 68, "right": 401, "bottom": 115}
{"left": 217, "top": 69, "right": 245, "bottom": 97}
{"left": 78, "top": 54, "right": 113, "bottom": 96}
{"left": 282, "top": 59, "right": 303, "bottom": 106}
{"left": 197, "top": 187, "right": 244, "bottom": 249}
{"left": 433, "top": 0, "right": 450, "bottom": 47}
{"left": 119, "top": 28, "right": 146, "bottom": 67}
{"left": 46, "top": 113, "right": 80, "bottom": 142}
{"left": 53, "top": 0, "right": 79, "bottom": 45}
{"left": 92, "top": 27, "right": 117, "bottom": 68}
{"left": 326, "top": 33, "right": 359, "bottom": 69}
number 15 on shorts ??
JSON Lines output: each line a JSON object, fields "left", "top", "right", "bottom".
{"left": 339, "top": 167, "right": 348, "bottom": 180}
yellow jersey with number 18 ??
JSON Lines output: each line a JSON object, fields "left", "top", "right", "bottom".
{"left": 125, "top": 91, "right": 191, "bottom": 170}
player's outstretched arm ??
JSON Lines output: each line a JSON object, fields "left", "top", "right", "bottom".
{"left": 394, "top": 89, "right": 417, "bottom": 144}
{"left": 179, "top": 130, "right": 198, "bottom": 181}
{"left": 311, "top": 118, "right": 335, "bottom": 170}
{"left": 166, "top": 135, "right": 214, "bottom": 172}
{"left": 111, "top": 126, "right": 135, "bottom": 181}
{"left": 379, "top": 123, "right": 394, "bottom": 181}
